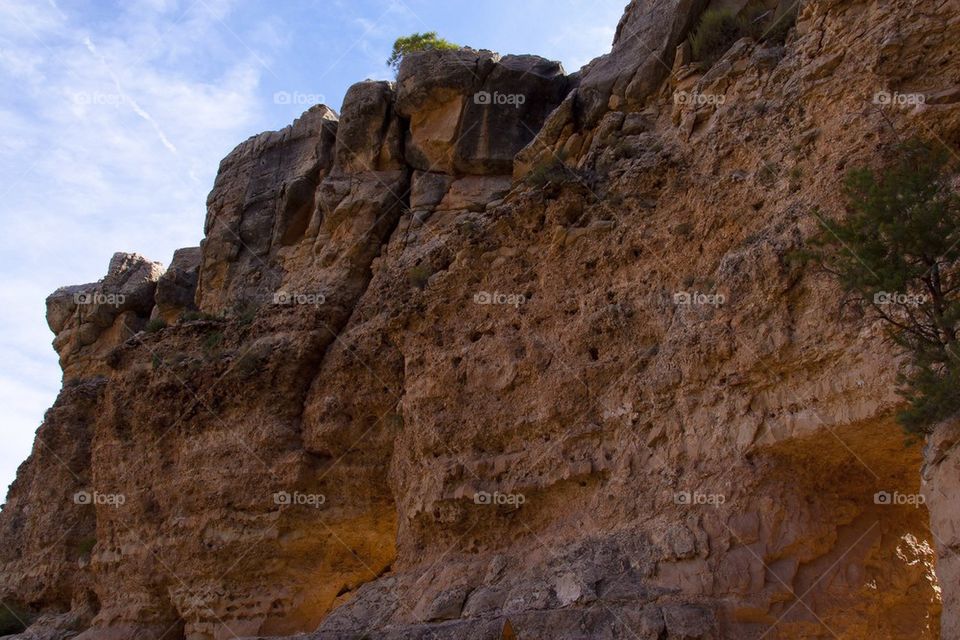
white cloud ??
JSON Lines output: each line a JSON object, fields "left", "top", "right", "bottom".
{"left": 0, "top": 0, "right": 269, "bottom": 496}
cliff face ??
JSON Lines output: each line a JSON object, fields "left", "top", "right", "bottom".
{"left": 3, "top": 0, "right": 960, "bottom": 638}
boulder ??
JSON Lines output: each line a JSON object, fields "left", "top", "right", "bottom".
{"left": 410, "top": 171, "right": 455, "bottom": 211}
{"left": 397, "top": 49, "right": 569, "bottom": 175}
{"left": 396, "top": 49, "right": 499, "bottom": 116}
{"left": 45, "top": 252, "right": 163, "bottom": 377}
{"left": 151, "top": 246, "right": 201, "bottom": 323}
{"left": 437, "top": 176, "right": 512, "bottom": 212}
{"left": 455, "top": 55, "right": 569, "bottom": 175}
{"left": 333, "top": 80, "right": 403, "bottom": 174}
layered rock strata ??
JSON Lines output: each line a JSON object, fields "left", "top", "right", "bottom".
{"left": 3, "top": 0, "right": 960, "bottom": 639}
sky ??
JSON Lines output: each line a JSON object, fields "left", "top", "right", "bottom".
{"left": 0, "top": 0, "right": 625, "bottom": 497}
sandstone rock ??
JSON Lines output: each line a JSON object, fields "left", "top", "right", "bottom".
{"left": 454, "top": 55, "right": 569, "bottom": 175}
{"left": 5, "top": 0, "right": 960, "bottom": 638}
{"left": 333, "top": 80, "right": 402, "bottom": 174}
{"left": 410, "top": 170, "right": 455, "bottom": 210}
{"left": 397, "top": 49, "right": 568, "bottom": 175}
{"left": 151, "top": 246, "right": 201, "bottom": 323}
{"left": 396, "top": 49, "right": 499, "bottom": 116}
{"left": 437, "top": 176, "right": 512, "bottom": 212}
{"left": 513, "top": 89, "right": 576, "bottom": 180}
{"left": 0, "top": 377, "right": 105, "bottom": 626}
{"left": 576, "top": 0, "right": 706, "bottom": 126}
{"left": 395, "top": 49, "right": 496, "bottom": 173}
{"left": 46, "top": 252, "right": 163, "bottom": 378}
{"left": 198, "top": 104, "right": 338, "bottom": 313}
{"left": 419, "top": 586, "right": 469, "bottom": 622}
{"left": 923, "top": 418, "right": 960, "bottom": 639}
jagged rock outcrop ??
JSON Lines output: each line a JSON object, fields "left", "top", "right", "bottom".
{"left": 197, "top": 104, "right": 340, "bottom": 313}
{"left": 575, "top": 0, "right": 706, "bottom": 126}
{"left": 46, "top": 253, "right": 163, "bottom": 379}
{"left": 152, "top": 247, "right": 202, "bottom": 324}
{"left": 396, "top": 49, "right": 569, "bottom": 175}
{"left": 4, "top": 0, "right": 960, "bottom": 638}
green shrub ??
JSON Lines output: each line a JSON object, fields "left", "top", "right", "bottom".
{"left": 407, "top": 264, "right": 433, "bottom": 290}
{"left": 802, "top": 139, "right": 960, "bottom": 433}
{"left": 202, "top": 331, "right": 224, "bottom": 354}
{"left": 688, "top": 4, "right": 798, "bottom": 66}
{"left": 145, "top": 318, "right": 167, "bottom": 333}
{"left": 387, "top": 32, "right": 459, "bottom": 71}
{"left": 689, "top": 9, "right": 743, "bottom": 66}
{"left": 234, "top": 303, "right": 258, "bottom": 326}
{"left": 525, "top": 156, "right": 573, "bottom": 188}
{"left": 180, "top": 310, "right": 221, "bottom": 323}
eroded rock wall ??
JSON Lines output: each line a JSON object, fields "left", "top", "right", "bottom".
{"left": 2, "top": 0, "right": 960, "bottom": 639}
{"left": 923, "top": 419, "right": 960, "bottom": 639}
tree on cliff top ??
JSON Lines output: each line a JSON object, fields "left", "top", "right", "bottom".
{"left": 803, "top": 139, "right": 960, "bottom": 433}
{"left": 387, "top": 32, "right": 460, "bottom": 71}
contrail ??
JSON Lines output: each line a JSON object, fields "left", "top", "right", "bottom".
{"left": 82, "top": 35, "right": 178, "bottom": 154}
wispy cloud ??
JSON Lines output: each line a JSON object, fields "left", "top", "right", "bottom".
{"left": 0, "top": 0, "right": 268, "bottom": 495}
{"left": 81, "top": 35, "right": 179, "bottom": 153}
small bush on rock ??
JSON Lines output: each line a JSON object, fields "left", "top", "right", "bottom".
{"left": 202, "top": 331, "right": 224, "bottom": 355}
{"left": 407, "top": 264, "right": 432, "bottom": 290}
{"left": 180, "top": 310, "right": 221, "bottom": 323}
{"left": 145, "top": 318, "right": 166, "bottom": 333}
{"left": 688, "top": 3, "right": 798, "bottom": 67}
{"left": 526, "top": 154, "right": 575, "bottom": 188}
{"left": 387, "top": 32, "right": 459, "bottom": 71}
{"left": 689, "top": 9, "right": 742, "bottom": 66}
{"left": 232, "top": 303, "right": 258, "bottom": 326}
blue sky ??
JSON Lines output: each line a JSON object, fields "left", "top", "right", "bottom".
{"left": 0, "top": 0, "right": 625, "bottom": 495}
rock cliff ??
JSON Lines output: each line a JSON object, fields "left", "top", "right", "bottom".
{"left": 3, "top": 0, "right": 960, "bottom": 638}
